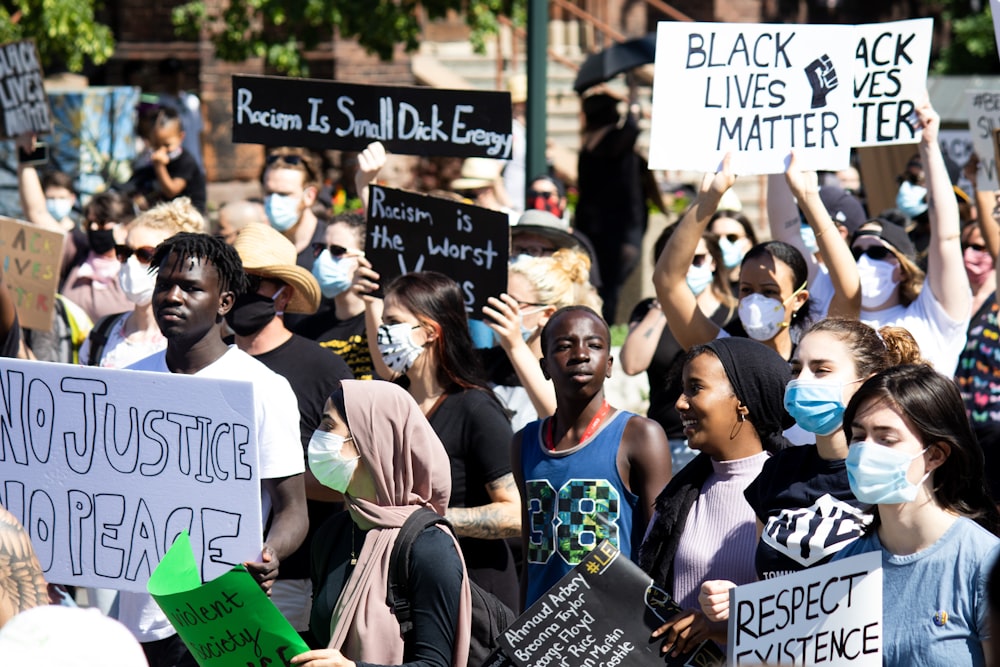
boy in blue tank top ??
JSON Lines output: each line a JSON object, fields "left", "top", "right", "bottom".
{"left": 512, "top": 306, "right": 673, "bottom": 609}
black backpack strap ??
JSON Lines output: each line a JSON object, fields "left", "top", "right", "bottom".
{"left": 387, "top": 508, "right": 451, "bottom": 636}
{"left": 86, "top": 312, "right": 127, "bottom": 366}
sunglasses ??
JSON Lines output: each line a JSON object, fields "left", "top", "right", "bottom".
{"left": 528, "top": 189, "right": 557, "bottom": 199}
{"left": 513, "top": 243, "right": 557, "bottom": 258}
{"left": 691, "top": 253, "right": 709, "bottom": 267}
{"left": 851, "top": 245, "right": 893, "bottom": 261}
{"left": 266, "top": 154, "right": 303, "bottom": 166}
{"left": 311, "top": 243, "right": 351, "bottom": 259}
{"left": 115, "top": 245, "right": 156, "bottom": 264}
{"left": 963, "top": 242, "right": 988, "bottom": 253}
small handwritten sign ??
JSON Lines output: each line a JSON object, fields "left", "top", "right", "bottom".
{"left": 365, "top": 185, "right": 509, "bottom": 314}
{"left": 0, "top": 216, "right": 63, "bottom": 331}
{"left": 497, "top": 540, "right": 724, "bottom": 667}
{"left": 0, "top": 40, "right": 51, "bottom": 138}
{"left": 0, "top": 358, "right": 263, "bottom": 592}
{"left": 149, "top": 531, "right": 309, "bottom": 667}
{"left": 728, "top": 551, "right": 882, "bottom": 666}
{"left": 232, "top": 75, "right": 514, "bottom": 158}
{"left": 967, "top": 90, "right": 1000, "bottom": 191}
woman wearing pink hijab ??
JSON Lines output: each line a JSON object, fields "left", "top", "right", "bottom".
{"left": 295, "top": 380, "right": 472, "bottom": 667}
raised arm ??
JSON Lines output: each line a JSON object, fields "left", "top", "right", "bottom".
{"left": 784, "top": 156, "right": 860, "bottom": 319}
{"left": 653, "top": 155, "right": 735, "bottom": 350}
{"left": 767, "top": 171, "right": 820, "bottom": 284}
{"left": 15, "top": 134, "right": 62, "bottom": 232}
{"left": 483, "top": 294, "right": 556, "bottom": 417}
{"left": 918, "top": 100, "right": 970, "bottom": 321}
{"left": 354, "top": 141, "right": 386, "bottom": 214}
{"left": 618, "top": 301, "right": 666, "bottom": 376}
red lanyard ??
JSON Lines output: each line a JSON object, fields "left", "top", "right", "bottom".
{"left": 545, "top": 401, "right": 611, "bottom": 451}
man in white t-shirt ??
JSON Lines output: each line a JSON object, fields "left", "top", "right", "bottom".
{"left": 119, "top": 232, "right": 307, "bottom": 667}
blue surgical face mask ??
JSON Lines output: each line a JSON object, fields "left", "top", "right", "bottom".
{"left": 686, "top": 262, "right": 714, "bottom": 296}
{"left": 307, "top": 430, "right": 360, "bottom": 493}
{"left": 46, "top": 197, "right": 73, "bottom": 221}
{"left": 718, "top": 237, "right": 745, "bottom": 269}
{"left": 846, "top": 442, "right": 930, "bottom": 505}
{"left": 312, "top": 249, "right": 354, "bottom": 298}
{"left": 264, "top": 193, "right": 302, "bottom": 232}
{"left": 784, "top": 379, "right": 851, "bottom": 436}
{"left": 896, "top": 180, "right": 928, "bottom": 219}
{"left": 800, "top": 224, "right": 819, "bottom": 255}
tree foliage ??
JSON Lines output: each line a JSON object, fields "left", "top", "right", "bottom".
{"left": 0, "top": 0, "right": 114, "bottom": 73}
{"left": 173, "top": 0, "right": 523, "bottom": 77}
{"left": 929, "top": 0, "right": 1000, "bottom": 74}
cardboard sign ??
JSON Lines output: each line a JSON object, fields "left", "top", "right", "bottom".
{"left": 0, "top": 216, "right": 63, "bottom": 331}
{"left": 649, "top": 22, "right": 856, "bottom": 174}
{"left": 365, "top": 184, "right": 509, "bottom": 314}
{"left": 851, "top": 19, "right": 932, "bottom": 147}
{"left": 232, "top": 75, "right": 514, "bottom": 158}
{"left": 496, "top": 540, "right": 725, "bottom": 667}
{"left": 728, "top": 551, "right": 882, "bottom": 666}
{"left": 149, "top": 531, "right": 310, "bottom": 667}
{"left": 0, "top": 358, "right": 263, "bottom": 592}
{"left": 0, "top": 40, "right": 51, "bottom": 138}
{"left": 967, "top": 90, "right": 1000, "bottom": 191}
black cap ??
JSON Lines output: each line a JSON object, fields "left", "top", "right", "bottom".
{"left": 852, "top": 218, "right": 917, "bottom": 261}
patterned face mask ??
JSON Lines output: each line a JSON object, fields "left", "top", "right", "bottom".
{"left": 377, "top": 322, "right": 425, "bottom": 374}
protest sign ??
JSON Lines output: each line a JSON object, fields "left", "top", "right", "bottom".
{"left": 365, "top": 184, "right": 509, "bottom": 314}
{"left": 649, "top": 22, "right": 856, "bottom": 174}
{"left": 232, "top": 75, "right": 514, "bottom": 158}
{"left": 0, "top": 40, "right": 50, "bottom": 138}
{"left": 497, "top": 540, "right": 725, "bottom": 667}
{"left": 0, "top": 215, "right": 63, "bottom": 331}
{"left": 149, "top": 531, "right": 309, "bottom": 667}
{"left": 851, "top": 19, "right": 932, "bottom": 147}
{"left": 728, "top": 551, "right": 882, "bottom": 666}
{"left": 966, "top": 90, "right": 1000, "bottom": 191}
{"left": 0, "top": 358, "right": 263, "bottom": 592}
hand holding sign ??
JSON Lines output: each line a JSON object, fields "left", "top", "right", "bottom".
{"left": 699, "top": 152, "right": 737, "bottom": 202}
{"left": 482, "top": 293, "right": 525, "bottom": 353}
{"left": 289, "top": 648, "right": 355, "bottom": 666}
{"left": 355, "top": 141, "right": 388, "bottom": 213}
{"left": 243, "top": 544, "right": 279, "bottom": 594}
{"left": 912, "top": 96, "right": 939, "bottom": 145}
{"left": 699, "top": 580, "right": 737, "bottom": 622}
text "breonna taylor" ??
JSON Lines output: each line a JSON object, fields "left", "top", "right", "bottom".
{"left": 236, "top": 89, "right": 513, "bottom": 159}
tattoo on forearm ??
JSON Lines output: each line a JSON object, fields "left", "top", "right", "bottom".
{"left": 446, "top": 475, "right": 522, "bottom": 539}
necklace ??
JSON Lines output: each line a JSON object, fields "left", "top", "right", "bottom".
{"left": 545, "top": 400, "right": 612, "bottom": 451}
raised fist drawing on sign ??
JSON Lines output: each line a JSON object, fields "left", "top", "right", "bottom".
{"left": 804, "top": 55, "right": 838, "bottom": 109}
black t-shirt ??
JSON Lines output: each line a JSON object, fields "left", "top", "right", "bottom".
{"left": 308, "top": 311, "right": 375, "bottom": 381}
{"left": 254, "top": 333, "right": 353, "bottom": 580}
{"left": 428, "top": 388, "right": 517, "bottom": 609}
{"left": 129, "top": 150, "right": 206, "bottom": 212}
{"left": 743, "top": 445, "right": 872, "bottom": 580}
{"left": 627, "top": 298, "right": 735, "bottom": 439}
{"left": 1, "top": 312, "right": 21, "bottom": 358}
{"left": 309, "top": 513, "right": 463, "bottom": 667}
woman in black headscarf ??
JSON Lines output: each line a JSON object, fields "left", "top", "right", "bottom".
{"left": 638, "top": 336, "right": 791, "bottom": 659}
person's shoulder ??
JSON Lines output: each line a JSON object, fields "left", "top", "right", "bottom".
{"left": 831, "top": 530, "right": 878, "bottom": 561}
{"left": 288, "top": 334, "right": 352, "bottom": 375}
{"left": 621, "top": 412, "right": 666, "bottom": 442}
{"left": 953, "top": 517, "right": 1000, "bottom": 553}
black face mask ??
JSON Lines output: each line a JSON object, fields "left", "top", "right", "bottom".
{"left": 225, "top": 291, "right": 278, "bottom": 336}
{"left": 87, "top": 227, "right": 117, "bottom": 255}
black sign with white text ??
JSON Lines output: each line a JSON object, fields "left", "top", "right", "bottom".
{"left": 0, "top": 40, "right": 50, "bottom": 138}
{"left": 365, "top": 185, "right": 509, "bottom": 315}
{"left": 232, "top": 75, "right": 514, "bottom": 158}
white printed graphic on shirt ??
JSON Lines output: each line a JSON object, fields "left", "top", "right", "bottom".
{"left": 761, "top": 493, "right": 871, "bottom": 567}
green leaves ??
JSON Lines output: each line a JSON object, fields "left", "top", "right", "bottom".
{"left": 173, "top": 0, "right": 525, "bottom": 77}
{"left": 928, "top": 0, "right": 1000, "bottom": 74}
{"left": 0, "top": 0, "right": 115, "bottom": 72}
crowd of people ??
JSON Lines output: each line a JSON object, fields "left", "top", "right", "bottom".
{"left": 0, "top": 57, "right": 999, "bottom": 667}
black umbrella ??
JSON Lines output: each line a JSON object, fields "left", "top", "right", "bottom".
{"left": 573, "top": 33, "right": 657, "bottom": 94}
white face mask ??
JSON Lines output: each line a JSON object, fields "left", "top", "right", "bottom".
{"left": 118, "top": 255, "right": 157, "bottom": 306}
{"left": 377, "top": 322, "right": 425, "bottom": 374}
{"left": 857, "top": 254, "right": 900, "bottom": 310}
{"left": 738, "top": 293, "right": 788, "bottom": 341}
{"left": 307, "top": 430, "right": 360, "bottom": 493}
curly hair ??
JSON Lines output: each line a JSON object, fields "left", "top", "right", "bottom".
{"left": 149, "top": 232, "right": 247, "bottom": 295}
{"left": 510, "top": 249, "right": 602, "bottom": 312}
{"left": 127, "top": 197, "right": 205, "bottom": 235}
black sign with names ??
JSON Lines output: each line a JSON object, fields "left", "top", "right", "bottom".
{"left": 365, "top": 185, "right": 509, "bottom": 315}
{"left": 232, "top": 74, "right": 514, "bottom": 158}
{"left": 493, "top": 541, "right": 725, "bottom": 667}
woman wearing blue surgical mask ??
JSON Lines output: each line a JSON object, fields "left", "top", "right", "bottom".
{"left": 365, "top": 271, "right": 520, "bottom": 611}
{"left": 708, "top": 209, "right": 756, "bottom": 293}
{"left": 480, "top": 249, "right": 602, "bottom": 432}
{"left": 698, "top": 318, "right": 922, "bottom": 624}
{"left": 848, "top": 101, "right": 971, "bottom": 376}
{"left": 621, "top": 226, "right": 736, "bottom": 473}
{"left": 830, "top": 364, "right": 1000, "bottom": 667}
{"left": 79, "top": 197, "right": 205, "bottom": 369}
